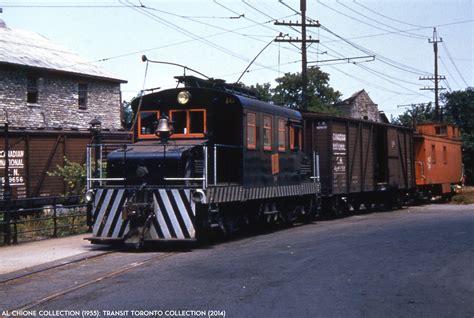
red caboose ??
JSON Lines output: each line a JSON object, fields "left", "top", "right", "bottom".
{"left": 414, "top": 123, "right": 463, "bottom": 199}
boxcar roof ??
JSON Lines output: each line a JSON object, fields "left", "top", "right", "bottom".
{"left": 302, "top": 111, "right": 412, "bottom": 131}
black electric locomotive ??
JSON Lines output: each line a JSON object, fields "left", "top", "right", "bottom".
{"left": 86, "top": 76, "right": 320, "bottom": 245}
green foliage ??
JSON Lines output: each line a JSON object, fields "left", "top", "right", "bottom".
{"left": 121, "top": 100, "right": 135, "bottom": 129}
{"left": 442, "top": 88, "right": 474, "bottom": 184}
{"left": 47, "top": 157, "right": 87, "bottom": 195}
{"left": 391, "top": 103, "right": 437, "bottom": 127}
{"left": 272, "top": 68, "right": 342, "bottom": 112}
{"left": 247, "top": 82, "right": 273, "bottom": 102}
{"left": 243, "top": 68, "right": 341, "bottom": 113}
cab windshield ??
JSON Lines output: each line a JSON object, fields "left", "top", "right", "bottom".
{"left": 138, "top": 109, "right": 206, "bottom": 139}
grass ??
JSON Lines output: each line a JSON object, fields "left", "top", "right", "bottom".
{"left": 452, "top": 186, "right": 474, "bottom": 205}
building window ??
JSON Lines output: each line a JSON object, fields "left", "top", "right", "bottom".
{"left": 246, "top": 112, "right": 257, "bottom": 149}
{"left": 263, "top": 115, "right": 272, "bottom": 151}
{"left": 431, "top": 144, "right": 436, "bottom": 164}
{"left": 277, "top": 118, "right": 286, "bottom": 152}
{"left": 78, "top": 83, "right": 88, "bottom": 109}
{"left": 27, "top": 76, "right": 38, "bottom": 104}
{"left": 443, "top": 146, "right": 448, "bottom": 164}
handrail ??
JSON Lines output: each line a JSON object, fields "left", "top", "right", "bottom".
{"left": 85, "top": 142, "right": 243, "bottom": 189}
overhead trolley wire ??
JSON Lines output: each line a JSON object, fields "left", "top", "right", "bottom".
{"left": 335, "top": 0, "right": 426, "bottom": 39}
{"left": 316, "top": 0, "right": 426, "bottom": 40}
{"left": 353, "top": 0, "right": 428, "bottom": 29}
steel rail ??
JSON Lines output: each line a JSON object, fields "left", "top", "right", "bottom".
{"left": 8, "top": 252, "right": 176, "bottom": 312}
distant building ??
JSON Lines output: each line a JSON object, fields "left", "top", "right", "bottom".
{"left": 0, "top": 19, "right": 127, "bottom": 130}
{"left": 335, "top": 89, "right": 387, "bottom": 123}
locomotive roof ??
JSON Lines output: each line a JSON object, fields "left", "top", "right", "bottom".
{"left": 133, "top": 86, "right": 301, "bottom": 120}
{"left": 236, "top": 94, "right": 302, "bottom": 120}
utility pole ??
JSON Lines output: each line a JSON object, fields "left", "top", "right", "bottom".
{"left": 420, "top": 28, "right": 445, "bottom": 122}
{"left": 275, "top": 0, "right": 320, "bottom": 110}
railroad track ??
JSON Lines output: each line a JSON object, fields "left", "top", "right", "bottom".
{"left": 1, "top": 251, "right": 177, "bottom": 312}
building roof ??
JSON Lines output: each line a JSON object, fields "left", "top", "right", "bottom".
{"left": 336, "top": 89, "right": 366, "bottom": 106}
{"left": 0, "top": 20, "right": 126, "bottom": 83}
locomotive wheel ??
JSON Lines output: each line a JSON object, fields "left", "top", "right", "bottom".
{"left": 302, "top": 195, "right": 319, "bottom": 223}
{"left": 280, "top": 200, "right": 297, "bottom": 225}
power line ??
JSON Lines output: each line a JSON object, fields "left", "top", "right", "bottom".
{"left": 353, "top": 0, "right": 428, "bottom": 29}
{"left": 441, "top": 41, "right": 469, "bottom": 87}
{"left": 317, "top": 0, "right": 426, "bottom": 40}
{"left": 318, "top": 24, "right": 431, "bottom": 75}
{"left": 121, "top": 0, "right": 277, "bottom": 73}
{"left": 439, "top": 57, "right": 462, "bottom": 89}
{"left": 335, "top": 0, "right": 426, "bottom": 39}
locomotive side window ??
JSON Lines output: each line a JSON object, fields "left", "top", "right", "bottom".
{"left": 247, "top": 112, "right": 257, "bottom": 149}
{"left": 290, "top": 126, "right": 301, "bottom": 150}
{"left": 139, "top": 111, "right": 159, "bottom": 137}
{"left": 278, "top": 118, "right": 286, "bottom": 152}
{"left": 170, "top": 109, "right": 206, "bottom": 137}
{"left": 263, "top": 115, "right": 272, "bottom": 151}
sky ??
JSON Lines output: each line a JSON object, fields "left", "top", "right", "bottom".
{"left": 1, "top": 0, "right": 473, "bottom": 119}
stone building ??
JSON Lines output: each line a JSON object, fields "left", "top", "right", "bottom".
{"left": 335, "top": 89, "right": 388, "bottom": 123}
{"left": 0, "top": 20, "right": 126, "bottom": 130}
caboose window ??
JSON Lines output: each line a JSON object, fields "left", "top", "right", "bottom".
{"left": 278, "top": 119, "right": 286, "bottom": 152}
{"left": 263, "top": 116, "right": 272, "bottom": 151}
{"left": 170, "top": 109, "right": 206, "bottom": 137}
{"left": 431, "top": 144, "right": 436, "bottom": 164}
{"left": 247, "top": 112, "right": 257, "bottom": 149}
{"left": 435, "top": 125, "right": 447, "bottom": 135}
{"left": 139, "top": 111, "right": 158, "bottom": 136}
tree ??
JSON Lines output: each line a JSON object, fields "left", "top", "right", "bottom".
{"left": 391, "top": 103, "right": 436, "bottom": 127}
{"left": 442, "top": 87, "right": 474, "bottom": 184}
{"left": 247, "top": 82, "right": 273, "bottom": 102}
{"left": 272, "top": 67, "right": 342, "bottom": 112}
{"left": 121, "top": 100, "right": 134, "bottom": 129}
{"left": 242, "top": 68, "right": 341, "bottom": 113}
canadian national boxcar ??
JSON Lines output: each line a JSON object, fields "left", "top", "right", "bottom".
{"left": 302, "top": 112, "right": 415, "bottom": 214}
{"left": 86, "top": 77, "right": 320, "bottom": 245}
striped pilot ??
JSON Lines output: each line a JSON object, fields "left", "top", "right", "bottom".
{"left": 85, "top": 74, "right": 320, "bottom": 246}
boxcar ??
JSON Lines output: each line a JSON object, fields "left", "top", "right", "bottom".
{"left": 302, "top": 112, "right": 415, "bottom": 213}
{"left": 0, "top": 128, "right": 130, "bottom": 205}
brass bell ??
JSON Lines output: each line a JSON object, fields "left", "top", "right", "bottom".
{"left": 155, "top": 116, "right": 173, "bottom": 141}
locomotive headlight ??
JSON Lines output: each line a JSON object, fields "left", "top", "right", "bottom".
{"left": 85, "top": 189, "right": 95, "bottom": 203}
{"left": 177, "top": 91, "right": 191, "bottom": 104}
